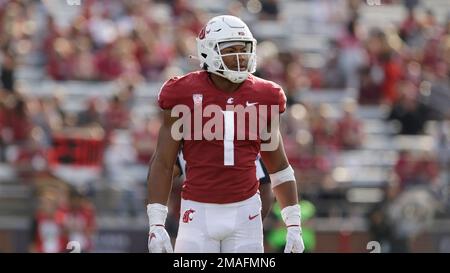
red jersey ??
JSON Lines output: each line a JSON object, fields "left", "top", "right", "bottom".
{"left": 158, "top": 71, "right": 286, "bottom": 203}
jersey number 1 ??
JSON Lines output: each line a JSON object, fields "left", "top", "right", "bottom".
{"left": 223, "top": 111, "right": 234, "bottom": 166}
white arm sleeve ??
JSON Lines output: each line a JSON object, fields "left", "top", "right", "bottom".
{"left": 269, "top": 165, "right": 296, "bottom": 189}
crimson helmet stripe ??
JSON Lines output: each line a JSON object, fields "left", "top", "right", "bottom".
{"left": 198, "top": 26, "right": 206, "bottom": 40}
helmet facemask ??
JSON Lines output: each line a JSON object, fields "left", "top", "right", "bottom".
{"left": 214, "top": 41, "right": 257, "bottom": 83}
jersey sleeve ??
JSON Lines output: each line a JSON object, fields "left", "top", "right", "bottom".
{"left": 275, "top": 84, "right": 287, "bottom": 114}
{"left": 157, "top": 77, "right": 181, "bottom": 110}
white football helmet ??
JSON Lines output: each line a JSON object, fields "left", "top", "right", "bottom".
{"left": 196, "top": 15, "right": 257, "bottom": 83}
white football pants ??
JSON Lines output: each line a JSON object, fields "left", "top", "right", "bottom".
{"left": 174, "top": 193, "right": 264, "bottom": 253}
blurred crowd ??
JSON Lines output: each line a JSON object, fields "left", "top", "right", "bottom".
{"left": 28, "top": 177, "right": 96, "bottom": 253}
{"left": 0, "top": 0, "right": 449, "bottom": 252}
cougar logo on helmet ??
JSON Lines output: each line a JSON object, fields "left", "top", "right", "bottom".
{"left": 198, "top": 27, "right": 206, "bottom": 40}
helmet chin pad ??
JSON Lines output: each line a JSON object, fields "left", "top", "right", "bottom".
{"left": 209, "top": 69, "right": 249, "bottom": 83}
{"left": 222, "top": 70, "right": 249, "bottom": 83}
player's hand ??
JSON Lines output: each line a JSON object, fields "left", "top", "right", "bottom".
{"left": 148, "top": 225, "right": 173, "bottom": 253}
{"left": 147, "top": 203, "right": 173, "bottom": 253}
{"left": 281, "top": 204, "right": 304, "bottom": 253}
{"left": 284, "top": 226, "right": 304, "bottom": 253}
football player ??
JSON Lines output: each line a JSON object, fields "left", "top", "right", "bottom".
{"left": 147, "top": 15, "right": 304, "bottom": 253}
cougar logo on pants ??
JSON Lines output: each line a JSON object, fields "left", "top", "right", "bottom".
{"left": 182, "top": 209, "right": 196, "bottom": 223}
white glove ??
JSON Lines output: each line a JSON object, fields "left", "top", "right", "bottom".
{"left": 284, "top": 226, "right": 305, "bottom": 253}
{"left": 281, "top": 204, "right": 305, "bottom": 253}
{"left": 147, "top": 203, "right": 173, "bottom": 253}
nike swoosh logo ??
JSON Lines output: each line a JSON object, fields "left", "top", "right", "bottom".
{"left": 249, "top": 214, "right": 259, "bottom": 220}
{"left": 246, "top": 101, "right": 258, "bottom": 107}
